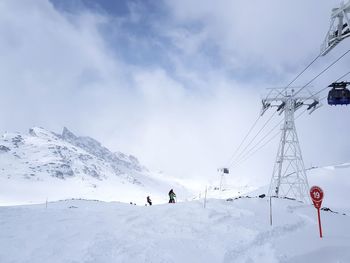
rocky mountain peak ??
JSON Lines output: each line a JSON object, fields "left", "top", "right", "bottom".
{"left": 59, "top": 128, "right": 144, "bottom": 172}
{"left": 62, "top": 127, "right": 77, "bottom": 141}
{"left": 29, "top": 127, "right": 52, "bottom": 137}
{"left": 0, "top": 127, "right": 146, "bottom": 182}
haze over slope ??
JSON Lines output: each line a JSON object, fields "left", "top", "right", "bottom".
{"left": 0, "top": 127, "right": 189, "bottom": 205}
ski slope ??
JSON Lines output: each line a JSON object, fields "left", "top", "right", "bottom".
{"left": 0, "top": 197, "right": 349, "bottom": 263}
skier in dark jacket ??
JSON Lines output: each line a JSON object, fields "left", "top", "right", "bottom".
{"left": 147, "top": 196, "right": 152, "bottom": 206}
{"left": 168, "top": 189, "right": 176, "bottom": 203}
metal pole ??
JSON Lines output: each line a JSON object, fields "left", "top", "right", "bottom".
{"left": 317, "top": 208, "right": 323, "bottom": 238}
{"left": 219, "top": 173, "right": 223, "bottom": 191}
{"left": 269, "top": 196, "right": 272, "bottom": 226}
{"left": 204, "top": 186, "right": 208, "bottom": 208}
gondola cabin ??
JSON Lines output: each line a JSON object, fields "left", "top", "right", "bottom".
{"left": 327, "top": 81, "right": 350, "bottom": 105}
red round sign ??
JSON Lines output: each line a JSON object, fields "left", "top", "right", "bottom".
{"left": 310, "top": 186, "right": 324, "bottom": 209}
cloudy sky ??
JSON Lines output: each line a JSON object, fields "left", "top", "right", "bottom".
{"left": 0, "top": 0, "right": 349, "bottom": 188}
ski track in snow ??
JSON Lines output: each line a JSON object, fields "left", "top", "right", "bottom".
{"left": 223, "top": 220, "right": 305, "bottom": 263}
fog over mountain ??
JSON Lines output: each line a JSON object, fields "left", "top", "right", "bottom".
{"left": 1, "top": 0, "right": 349, "bottom": 188}
{"left": 0, "top": 127, "right": 189, "bottom": 205}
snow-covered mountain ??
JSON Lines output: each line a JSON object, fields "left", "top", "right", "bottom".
{"left": 0, "top": 127, "right": 189, "bottom": 205}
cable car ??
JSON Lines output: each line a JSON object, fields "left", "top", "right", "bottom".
{"left": 218, "top": 168, "right": 229, "bottom": 174}
{"left": 327, "top": 81, "right": 350, "bottom": 105}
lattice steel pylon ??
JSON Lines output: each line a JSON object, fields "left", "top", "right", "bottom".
{"left": 320, "top": 0, "right": 350, "bottom": 56}
{"left": 261, "top": 88, "right": 321, "bottom": 203}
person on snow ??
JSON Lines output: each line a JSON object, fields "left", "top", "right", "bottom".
{"left": 147, "top": 196, "right": 152, "bottom": 206}
{"left": 168, "top": 189, "right": 176, "bottom": 203}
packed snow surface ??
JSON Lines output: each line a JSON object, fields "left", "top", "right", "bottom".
{"left": 0, "top": 197, "right": 349, "bottom": 263}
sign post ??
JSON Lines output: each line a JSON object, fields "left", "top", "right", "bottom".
{"left": 269, "top": 196, "right": 273, "bottom": 226}
{"left": 310, "top": 186, "right": 324, "bottom": 238}
{"left": 204, "top": 186, "right": 208, "bottom": 208}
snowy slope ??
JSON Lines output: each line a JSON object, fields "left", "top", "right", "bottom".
{"left": 0, "top": 127, "right": 189, "bottom": 205}
{"left": 0, "top": 198, "right": 349, "bottom": 263}
{"left": 222, "top": 163, "right": 350, "bottom": 213}
{"left": 308, "top": 163, "right": 350, "bottom": 214}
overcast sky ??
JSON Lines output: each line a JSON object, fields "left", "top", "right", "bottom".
{"left": 0, "top": 0, "right": 349, "bottom": 188}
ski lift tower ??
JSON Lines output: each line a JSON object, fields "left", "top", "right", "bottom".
{"left": 218, "top": 168, "right": 229, "bottom": 191}
{"left": 320, "top": 0, "right": 350, "bottom": 56}
{"left": 261, "top": 88, "right": 321, "bottom": 203}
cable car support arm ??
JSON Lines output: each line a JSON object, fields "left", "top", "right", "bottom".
{"left": 321, "top": 1, "right": 350, "bottom": 56}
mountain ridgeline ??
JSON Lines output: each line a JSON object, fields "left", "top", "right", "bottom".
{"left": 0, "top": 127, "right": 188, "bottom": 204}
{"left": 0, "top": 127, "right": 144, "bottom": 182}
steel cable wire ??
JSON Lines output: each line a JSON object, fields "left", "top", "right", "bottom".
{"left": 225, "top": 53, "right": 323, "bottom": 169}
{"left": 229, "top": 110, "right": 277, "bottom": 167}
{"left": 224, "top": 50, "right": 349, "bottom": 170}
{"left": 225, "top": 115, "right": 261, "bottom": 167}
{"left": 294, "top": 49, "right": 350, "bottom": 97}
{"left": 232, "top": 55, "right": 350, "bottom": 169}
{"left": 234, "top": 109, "right": 308, "bottom": 168}
{"left": 232, "top": 69, "right": 350, "bottom": 168}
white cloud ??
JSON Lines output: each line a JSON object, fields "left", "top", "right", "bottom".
{"left": 164, "top": 0, "right": 343, "bottom": 72}
{"left": 0, "top": 0, "right": 125, "bottom": 128}
{"left": 0, "top": 0, "right": 349, "bottom": 190}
